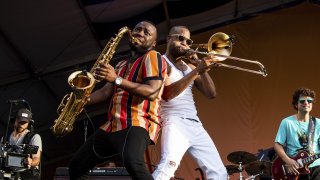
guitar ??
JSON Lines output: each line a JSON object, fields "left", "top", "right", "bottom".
{"left": 272, "top": 150, "right": 320, "bottom": 180}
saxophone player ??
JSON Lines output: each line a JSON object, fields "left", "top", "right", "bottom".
{"left": 68, "top": 21, "right": 167, "bottom": 180}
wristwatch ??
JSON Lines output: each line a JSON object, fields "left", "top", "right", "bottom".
{"left": 114, "top": 76, "right": 123, "bottom": 86}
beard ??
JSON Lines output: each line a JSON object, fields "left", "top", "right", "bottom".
{"left": 14, "top": 124, "right": 26, "bottom": 133}
{"left": 129, "top": 40, "right": 151, "bottom": 54}
{"left": 170, "top": 45, "right": 188, "bottom": 59}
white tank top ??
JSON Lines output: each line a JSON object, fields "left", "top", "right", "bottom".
{"left": 161, "top": 55, "right": 199, "bottom": 121}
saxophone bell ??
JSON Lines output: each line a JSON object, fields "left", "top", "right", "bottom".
{"left": 68, "top": 70, "right": 95, "bottom": 90}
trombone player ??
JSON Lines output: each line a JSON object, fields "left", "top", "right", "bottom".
{"left": 152, "top": 25, "right": 227, "bottom": 180}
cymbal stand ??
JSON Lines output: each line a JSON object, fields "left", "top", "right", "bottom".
{"left": 245, "top": 172, "right": 262, "bottom": 180}
{"left": 238, "top": 162, "right": 244, "bottom": 180}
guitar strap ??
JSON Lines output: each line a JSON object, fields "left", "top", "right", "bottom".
{"left": 307, "top": 116, "right": 316, "bottom": 155}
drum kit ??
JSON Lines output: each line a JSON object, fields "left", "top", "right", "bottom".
{"left": 226, "top": 151, "right": 272, "bottom": 180}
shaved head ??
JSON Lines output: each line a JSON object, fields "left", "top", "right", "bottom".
{"left": 168, "top": 26, "right": 190, "bottom": 36}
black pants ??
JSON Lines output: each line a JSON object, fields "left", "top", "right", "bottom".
{"left": 68, "top": 126, "right": 153, "bottom": 180}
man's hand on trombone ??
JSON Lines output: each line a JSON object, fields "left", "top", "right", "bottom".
{"left": 186, "top": 52, "right": 220, "bottom": 74}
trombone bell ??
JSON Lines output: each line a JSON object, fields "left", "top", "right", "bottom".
{"left": 187, "top": 32, "right": 267, "bottom": 77}
{"left": 208, "top": 32, "right": 233, "bottom": 61}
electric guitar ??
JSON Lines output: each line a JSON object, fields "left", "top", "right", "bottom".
{"left": 272, "top": 150, "right": 320, "bottom": 180}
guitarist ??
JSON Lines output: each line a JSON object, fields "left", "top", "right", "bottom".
{"left": 274, "top": 87, "right": 320, "bottom": 179}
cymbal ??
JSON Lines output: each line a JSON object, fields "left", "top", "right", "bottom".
{"left": 225, "top": 165, "right": 241, "bottom": 175}
{"left": 245, "top": 160, "right": 272, "bottom": 176}
{"left": 227, "top": 151, "right": 257, "bottom": 165}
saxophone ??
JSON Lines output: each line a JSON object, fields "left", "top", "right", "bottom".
{"left": 52, "top": 27, "right": 138, "bottom": 137}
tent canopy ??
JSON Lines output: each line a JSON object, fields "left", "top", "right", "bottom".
{"left": 1, "top": 0, "right": 319, "bottom": 179}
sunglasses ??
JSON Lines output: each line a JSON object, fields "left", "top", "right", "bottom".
{"left": 169, "top": 34, "right": 193, "bottom": 46}
{"left": 298, "top": 98, "right": 314, "bottom": 104}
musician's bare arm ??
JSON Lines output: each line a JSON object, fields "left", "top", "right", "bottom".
{"left": 274, "top": 142, "right": 300, "bottom": 175}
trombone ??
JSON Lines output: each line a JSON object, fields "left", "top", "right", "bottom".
{"left": 186, "top": 32, "right": 268, "bottom": 77}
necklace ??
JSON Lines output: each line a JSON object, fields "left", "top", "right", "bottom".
{"left": 296, "top": 117, "right": 309, "bottom": 148}
{"left": 298, "top": 121, "right": 308, "bottom": 134}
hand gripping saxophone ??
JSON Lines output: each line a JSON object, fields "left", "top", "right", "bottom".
{"left": 51, "top": 27, "right": 138, "bottom": 137}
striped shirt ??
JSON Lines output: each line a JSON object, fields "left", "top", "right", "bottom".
{"left": 101, "top": 50, "right": 167, "bottom": 143}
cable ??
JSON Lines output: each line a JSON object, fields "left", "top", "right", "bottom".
{"left": 83, "top": 109, "right": 120, "bottom": 159}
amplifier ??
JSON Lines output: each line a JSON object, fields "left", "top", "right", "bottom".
{"left": 55, "top": 167, "right": 131, "bottom": 180}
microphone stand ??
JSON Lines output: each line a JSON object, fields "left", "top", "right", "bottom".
{"left": 3, "top": 103, "right": 14, "bottom": 145}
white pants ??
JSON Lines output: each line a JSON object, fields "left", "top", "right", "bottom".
{"left": 152, "top": 116, "right": 227, "bottom": 180}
